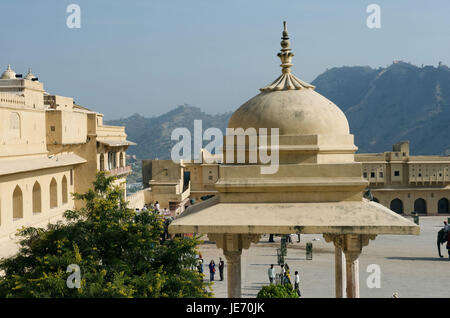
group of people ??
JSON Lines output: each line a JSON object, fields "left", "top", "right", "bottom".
{"left": 135, "top": 201, "right": 172, "bottom": 216}
{"left": 268, "top": 263, "right": 301, "bottom": 297}
{"left": 197, "top": 255, "right": 225, "bottom": 282}
{"left": 143, "top": 201, "right": 169, "bottom": 214}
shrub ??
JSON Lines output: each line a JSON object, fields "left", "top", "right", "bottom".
{"left": 0, "top": 172, "right": 212, "bottom": 298}
{"left": 256, "top": 283, "right": 298, "bottom": 298}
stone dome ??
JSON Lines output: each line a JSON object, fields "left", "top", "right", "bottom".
{"left": 228, "top": 89, "right": 349, "bottom": 135}
{"left": 228, "top": 22, "right": 350, "bottom": 136}
{"left": 24, "top": 68, "right": 35, "bottom": 80}
{"left": 1, "top": 64, "right": 16, "bottom": 79}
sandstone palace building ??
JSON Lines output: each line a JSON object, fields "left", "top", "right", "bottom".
{"left": 140, "top": 141, "right": 450, "bottom": 217}
{"left": 0, "top": 65, "right": 134, "bottom": 242}
{"left": 140, "top": 142, "right": 450, "bottom": 217}
{"left": 141, "top": 149, "right": 220, "bottom": 215}
{"left": 356, "top": 141, "right": 450, "bottom": 215}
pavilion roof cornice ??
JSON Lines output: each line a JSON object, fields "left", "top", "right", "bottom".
{"left": 169, "top": 200, "right": 420, "bottom": 236}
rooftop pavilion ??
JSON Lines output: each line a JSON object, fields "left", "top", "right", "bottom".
{"left": 169, "top": 22, "right": 419, "bottom": 298}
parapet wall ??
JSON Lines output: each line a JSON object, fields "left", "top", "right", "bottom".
{"left": 0, "top": 92, "right": 26, "bottom": 107}
{"left": 127, "top": 190, "right": 145, "bottom": 210}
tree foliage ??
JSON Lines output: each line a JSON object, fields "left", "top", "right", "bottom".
{"left": 256, "top": 284, "right": 298, "bottom": 298}
{"left": 0, "top": 172, "right": 212, "bottom": 298}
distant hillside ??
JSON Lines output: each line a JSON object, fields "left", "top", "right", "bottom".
{"left": 107, "top": 104, "right": 232, "bottom": 159}
{"left": 312, "top": 62, "right": 450, "bottom": 155}
{"left": 109, "top": 62, "right": 450, "bottom": 159}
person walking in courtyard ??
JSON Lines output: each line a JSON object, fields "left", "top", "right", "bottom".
{"left": 218, "top": 257, "right": 225, "bottom": 281}
{"left": 209, "top": 260, "right": 216, "bottom": 281}
{"left": 197, "top": 258, "right": 203, "bottom": 275}
{"left": 268, "top": 264, "right": 275, "bottom": 284}
{"left": 285, "top": 263, "right": 290, "bottom": 277}
{"left": 294, "top": 270, "right": 301, "bottom": 297}
{"left": 282, "top": 271, "right": 291, "bottom": 286}
{"left": 277, "top": 264, "right": 286, "bottom": 285}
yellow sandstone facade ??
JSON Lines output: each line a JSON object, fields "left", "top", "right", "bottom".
{"left": 140, "top": 149, "right": 219, "bottom": 215}
{"left": 356, "top": 141, "right": 450, "bottom": 215}
{"left": 145, "top": 141, "right": 450, "bottom": 217}
{"left": 183, "top": 149, "right": 220, "bottom": 203}
{"left": 0, "top": 65, "right": 134, "bottom": 242}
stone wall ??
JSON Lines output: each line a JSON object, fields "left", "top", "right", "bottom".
{"left": 127, "top": 190, "right": 145, "bottom": 210}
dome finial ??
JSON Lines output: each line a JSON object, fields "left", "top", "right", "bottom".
{"left": 260, "top": 22, "right": 315, "bottom": 91}
{"left": 278, "top": 21, "right": 293, "bottom": 74}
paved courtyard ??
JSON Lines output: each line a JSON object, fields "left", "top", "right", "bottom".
{"left": 198, "top": 216, "right": 450, "bottom": 298}
{"left": 1, "top": 215, "right": 448, "bottom": 297}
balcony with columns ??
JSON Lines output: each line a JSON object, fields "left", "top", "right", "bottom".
{"left": 106, "top": 165, "right": 132, "bottom": 177}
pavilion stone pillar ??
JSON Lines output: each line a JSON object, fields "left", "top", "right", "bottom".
{"left": 223, "top": 250, "right": 241, "bottom": 298}
{"left": 324, "top": 234, "right": 376, "bottom": 298}
{"left": 324, "top": 234, "right": 346, "bottom": 298}
{"left": 207, "top": 233, "right": 261, "bottom": 298}
{"left": 335, "top": 245, "right": 346, "bottom": 298}
{"left": 344, "top": 248, "right": 360, "bottom": 298}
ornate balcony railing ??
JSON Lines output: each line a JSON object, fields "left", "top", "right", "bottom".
{"left": 106, "top": 165, "right": 132, "bottom": 176}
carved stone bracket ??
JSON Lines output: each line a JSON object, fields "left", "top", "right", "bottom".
{"left": 223, "top": 250, "right": 241, "bottom": 263}
{"left": 207, "top": 233, "right": 225, "bottom": 250}
{"left": 241, "top": 234, "right": 262, "bottom": 249}
{"left": 323, "top": 233, "right": 377, "bottom": 252}
{"left": 360, "top": 234, "right": 377, "bottom": 248}
{"left": 323, "top": 234, "right": 344, "bottom": 249}
{"left": 207, "top": 233, "right": 261, "bottom": 252}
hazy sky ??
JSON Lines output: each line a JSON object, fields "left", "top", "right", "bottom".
{"left": 1, "top": 0, "right": 449, "bottom": 119}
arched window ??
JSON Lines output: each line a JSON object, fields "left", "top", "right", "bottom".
{"left": 62, "top": 176, "right": 68, "bottom": 204}
{"left": 390, "top": 198, "right": 403, "bottom": 214}
{"left": 438, "top": 198, "right": 449, "bottom": 214}
{"left": 100, "top": 153, "right": 105, "bottom": 171}
{"left": 50, "top": 178, "right": 58, "bottom": 209}
{"left": 32, "top": 181, "right": 42, "bottom": 213}
{"left": 414, "top": 198, "right": 427, "bottom": 214}
{"left": 13, "top": 185, "right": 23, "bottom": 220}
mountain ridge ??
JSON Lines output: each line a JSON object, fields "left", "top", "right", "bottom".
{"left": 107, "top": 104, "right": 232, "bottom": 159}
{"left": 312, "top": 61, "right": 450, "bottom": 155}
{"left": 108, "top": 62, "right": 450, "bottom": 159}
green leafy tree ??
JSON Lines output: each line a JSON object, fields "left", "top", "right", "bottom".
{"left": 0, "top": 172, "right": 212, "bottom": 298}
{"left": 256, "top": 284, "right": 298, "bottom": 298}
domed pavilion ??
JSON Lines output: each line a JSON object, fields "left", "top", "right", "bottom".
{"left": 169, "top": 22, "right": 419, "bottom": 298}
